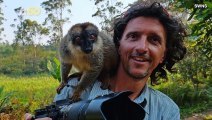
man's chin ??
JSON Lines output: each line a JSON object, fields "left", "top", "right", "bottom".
{"left": 128, "top": 71, "right": 149, "bottom": 80}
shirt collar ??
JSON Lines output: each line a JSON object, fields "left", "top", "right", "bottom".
{"left": 134, "top": 84, "right": 150, "bottom": 114}
{"left": 88, "top": 81, "right": 150, "bottom": 114}
{"left": 88, "top": 81, "right": 110, "bottom": 100}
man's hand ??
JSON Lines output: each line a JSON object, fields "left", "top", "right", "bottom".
{"left": 24, "top": 113, "right": 52, "bottom": 120}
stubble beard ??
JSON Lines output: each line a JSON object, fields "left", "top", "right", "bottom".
{"left": 123, "top": 63, "right": 149, "bottom": 81}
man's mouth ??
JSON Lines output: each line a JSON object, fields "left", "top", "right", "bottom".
{"left": 132, "top": 56, "right": 148, "bottom": 62}
{"left": 130, "top": 53, "right": 151, "bottom": 62}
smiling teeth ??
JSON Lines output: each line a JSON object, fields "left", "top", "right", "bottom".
{"left": 133, "top": 57, "right": 147, "bottom": 62}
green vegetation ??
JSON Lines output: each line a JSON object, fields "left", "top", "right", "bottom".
{"left": 0, "top": 75, "right": 59, "bottom": 119}
{"left": 0, "top": 43, "right": 57, "bottom": 76}
{"left": 153, "top": 76, "right": 212, "bottom": 118}
{"left": 0, "top": 74, "right": 211, "bottom": 119}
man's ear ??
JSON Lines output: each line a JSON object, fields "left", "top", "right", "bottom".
{"left": 118, "top": 47, "right": 121, "bottom": 55}
{"left": 159, "top": 57, "right": 165, "bottom": 63}
{"left": 160, "top": 50, "right": 167, "bottom": 63}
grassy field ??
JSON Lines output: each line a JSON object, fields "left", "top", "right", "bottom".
{"left": 0, "top": 74, "right": 211, "bottom": 119}
{"left": 0, "top": 75, "right": 59, "bottom": 119}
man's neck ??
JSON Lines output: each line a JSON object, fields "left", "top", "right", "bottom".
{"left": 109, "top": 66, "right": 149, "bottom": 100}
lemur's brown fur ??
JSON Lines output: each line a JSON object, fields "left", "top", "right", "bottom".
{"left": 57, "top": 22, "right": 118, "bottom": 101}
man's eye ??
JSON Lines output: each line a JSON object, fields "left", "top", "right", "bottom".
{"left": 148, "top": 35, "right": 161, "bottom": 44}
{"left": 127, "top": 33, "right": 137, "bottom": 41}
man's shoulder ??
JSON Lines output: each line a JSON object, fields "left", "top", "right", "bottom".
{"left": 143, "top": 87, "right": 180, "bottom": 119}
{"left": 148, "top": 87, "right": 179, "bottom": 110}
{"left": 149, "top": 87, "right": 173, "bottom": 101}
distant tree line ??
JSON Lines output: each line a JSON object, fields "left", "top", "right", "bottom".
{"left": 0, "top": 43, "right": 56, "bottom": 75}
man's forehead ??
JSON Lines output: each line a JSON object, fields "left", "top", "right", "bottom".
{"left": 124, "top": 17, "right": 166, "bottom": 37}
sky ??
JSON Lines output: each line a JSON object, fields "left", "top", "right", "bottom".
{"left": 1, "top": 0, "right": 136, "bottom": 44}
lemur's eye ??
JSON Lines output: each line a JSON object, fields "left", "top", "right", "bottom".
{"left": 74, "top": 36, "right": 81, "bottom": 45}
{"left": 89, "top": 34, "right": 97, "bottom": 41}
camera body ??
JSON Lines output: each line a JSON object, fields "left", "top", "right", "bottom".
{"left": 33, "top": 91, "right": 145, "bottom": 120}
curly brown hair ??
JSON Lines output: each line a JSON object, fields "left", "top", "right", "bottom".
{"left": 113, "top": 2, "right": 187, "bottom": 85}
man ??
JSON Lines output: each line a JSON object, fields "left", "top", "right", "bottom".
{"left": 25, "top": 2, "right": 186, "bottom": 120}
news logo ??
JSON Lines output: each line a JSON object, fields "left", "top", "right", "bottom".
{"left": 194, "top": 4, "right": 207, "bottom": 9}
{"left": 26, "top": 7, "right": 41, "bottom": 16}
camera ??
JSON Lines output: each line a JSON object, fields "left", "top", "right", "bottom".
{"left": 33, "top": 91, "right": 145, "bottom": 120}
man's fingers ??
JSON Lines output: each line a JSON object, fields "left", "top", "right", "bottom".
{"left": 24, "top": 113, "right": 52, "bottom": 120}
{"left": 36, "top": 117, "right": 52, "bottom": 120}
{"left": 24, "top": 113, "right": 32, "bottom": 120}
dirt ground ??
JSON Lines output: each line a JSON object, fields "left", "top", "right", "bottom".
{"left": 183, "top": 109, "right": 212, "bottom": 120}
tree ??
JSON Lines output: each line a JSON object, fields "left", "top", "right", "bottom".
{"left": 172, "top": 0, "right": 212, "bottom": 59}
{"left": 7, "top": 7, "right": 53, "bottom": 75}
{"left": 171, "top": 0, "right": 212, "bottom": 91}
{"left": 41, "top": 0, "right": 72, "bottom": 48}
{"left": 91, "top": 0, "right": 123, "bottom": 31}
{"left": 11, "top": 7, "right": 25, "bottom": 45}
{"left": 11, "top": 7, "right": 49, "bottom": 45}
{"left": 0, "top": 0, "right": 4, "bottom": 42}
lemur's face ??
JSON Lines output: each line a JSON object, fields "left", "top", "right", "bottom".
{"left": 69, "top": 23, "right": 99, "bottom": 54}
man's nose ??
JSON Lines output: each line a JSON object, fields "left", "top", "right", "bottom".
{"left": 135, "top": 36, "right": 148, "bottom": 53}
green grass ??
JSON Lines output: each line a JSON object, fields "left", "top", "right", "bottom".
{"left": 180, "top": 103, "right": 211, "bottom": 118}
{"left": 0, "top": 74, "right": 211, "bottom": 119}
{"left": 152, "top": 79, "right": 212, "bottom": 119}
{"left": 0, "top": 74, "right": 59, "bottom": 119}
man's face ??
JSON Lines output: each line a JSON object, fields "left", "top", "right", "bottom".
{"left": 118, "top": 16, "right": 166, "bottom": 79}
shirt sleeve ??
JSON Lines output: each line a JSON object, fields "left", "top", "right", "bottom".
{"left": 162, "top": 101, "right": 180, "bottom": 120}
{"left": 162, "top": 98, "right": 180, "bottom": 120}
{"left": 146, "top": 88, "right": 181, "bottom": 120}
